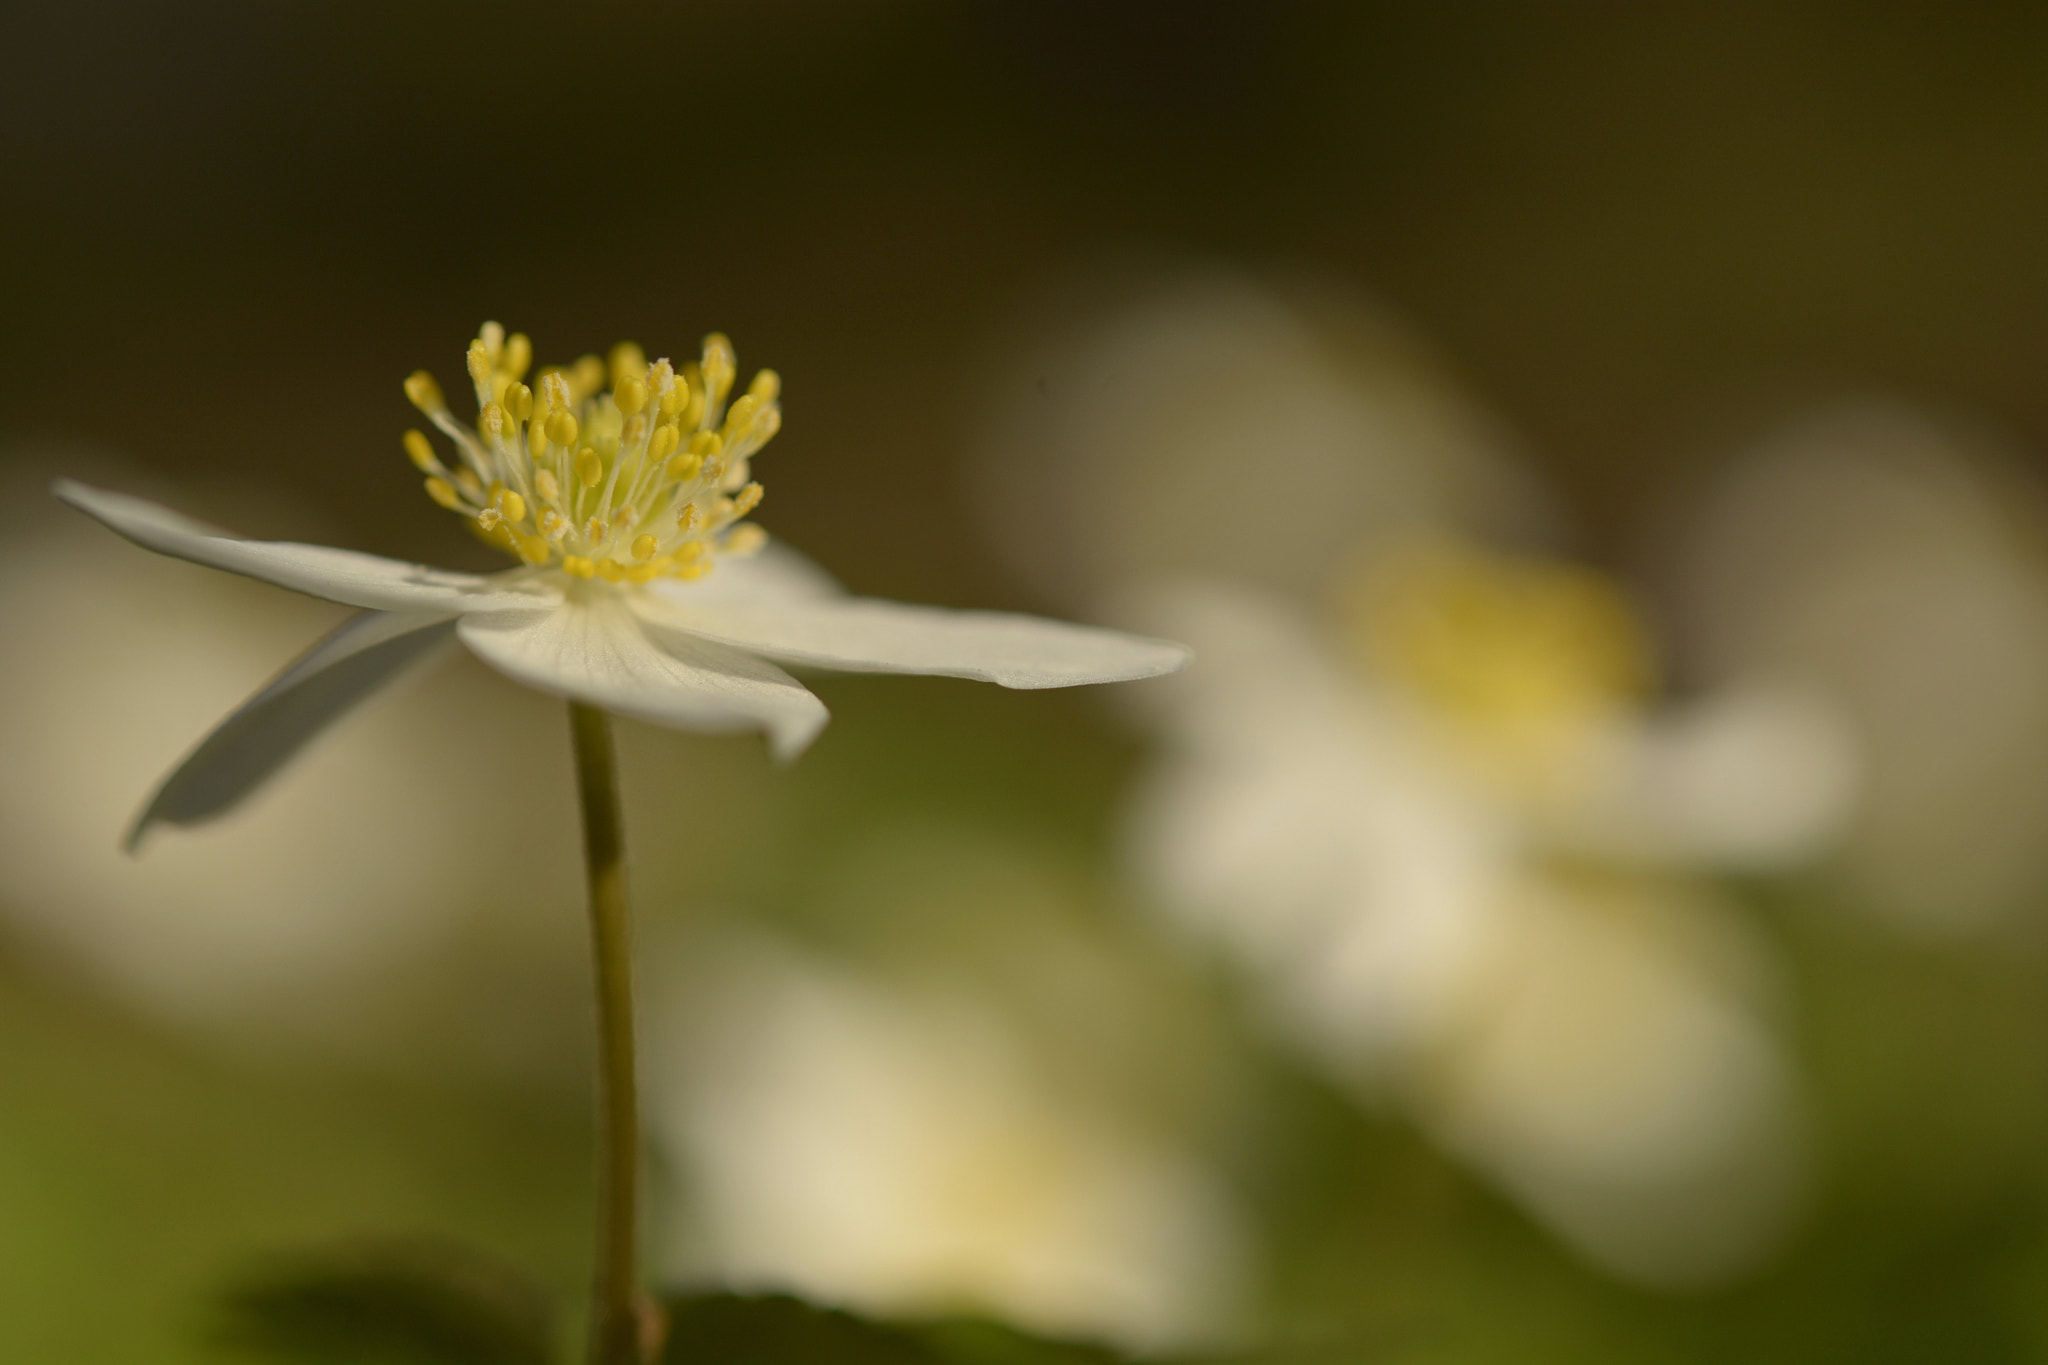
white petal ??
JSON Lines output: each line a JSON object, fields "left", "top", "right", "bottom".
{"left": 129, "top": 610, "right": 460, "bottom": 849}
{"left": 457, "top": 593, "right": 829, "bottom": 760}
{"left": 645, "top": 537, "right": 842, "bottom": 605}
{"left": 641, "top": 594, "right": 1193, "bottom": 689}
{"left": 54, "top": 480, "right": 548, "bottom": 615}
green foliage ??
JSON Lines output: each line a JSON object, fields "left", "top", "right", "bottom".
{"left": 656, "top": 1292, "right": 1131, "bottom": 1365}
{"left": 212, "top": 1241, "right": 555, "bottom": 1365}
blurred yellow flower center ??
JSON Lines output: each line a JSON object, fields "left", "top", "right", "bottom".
{"left": 1340, "top": 535, "right": 1653, "bottom": 785}
{"left": 401, "top": 323, "right": 778, "bottom": 583}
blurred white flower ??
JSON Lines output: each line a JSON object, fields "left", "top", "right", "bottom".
{"left": 647, "top": 932, "right": 1244, "bottom": 1349}
{"left": 59, "top": 326, "right": 1188, "bottom": 846}
{"left": 1670, "top": 400, "right": 2048, "bottom": 931}
{"left": 971, "top": 264, "right": 1548, "bottom": 610}
{"left": 1125, "top": 548, "right": 1829, "bottom": 1286}
{"left": 973, "top": 268, "right": 1853, "bottom": 1285}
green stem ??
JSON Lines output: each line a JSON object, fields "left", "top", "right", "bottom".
{"left": 569, "top": 702, "right": 644, "bottom": 1365}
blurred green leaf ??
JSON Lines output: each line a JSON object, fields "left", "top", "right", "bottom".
{"left": 212, "top": 1239, "right": 556, "bottom": 1365}
{"left": 655, "top": 1292, "right": 1130, "bottom": 1365}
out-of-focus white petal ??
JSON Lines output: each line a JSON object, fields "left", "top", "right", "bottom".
{"left": 649, "top": 933, "right": 1244, "bottom": 1349}
{"left": 457, "top": 592, "right": 828, "bottom": 759}
{"left": 1614, "top": 679, "right": 1860, "bottom": 870}
{"left": 128, "top": 610, "right": 461, "bottom": 850}
{"left": 970, "top": 267, "right": 1544, "bottom": 609}
{"left": 54, "top": 479, "right": 546, "bottom": 615}
{"left": 1671, "top": 402, "right": 2048, "bottom": 929}
{"left": 643, "top": 593, "right": 1191, "bottom": 689}
{"left": 1419, "top": 876, "right": 1803, "bottom": 1287}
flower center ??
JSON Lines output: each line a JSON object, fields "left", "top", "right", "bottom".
{"left": 1338, "top": 534, "right": 1654, "bottom": 801}
{"left": 401, "top": 322, "right": 777, "bottom": 583}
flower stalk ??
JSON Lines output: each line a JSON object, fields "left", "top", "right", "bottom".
{"left": 569, "top": 701, "right": 645, "bottom": 1365}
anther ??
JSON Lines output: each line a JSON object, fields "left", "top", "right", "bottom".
{"left": 723, "top": 524, "right": 768, "bottom": 557}
{"left": 689, "top": 431, "right": 723, "bottom": 457}
{"left": 575, "top": 447, "right": 604, "bottom": 488}
{"left": 425, "top": 476, "right": 462, "bottom": 509}
{"left": 504, "top": 382, "right": 534, "bottom": 422}
{"left": 748, "top": 369, "right": 781, "bottom": 402}
{"left": 631, "top": 533, "right": 659, "bottom": 561}
{"left": 403, "top": 429, "right": 437, "bottom": 472}
{"left": 701, "top": 333, "right": 736, "bottom": 404}
{"left": 547, "top": 408, "right": 580, "bottom": 448}
{"left": 596, "top": 558, "right": 626, "bottom": 582}
{"left": 570, "top": 355, "right": 605, "bottom": 401}
{"left": 616, "top": 376, "right": 648, "bottom": 417}
{"left": 502, "top": 333, "right": 532, "bottom": 381}
{"left": 563, "top": 556, "right": 596, "bottom": 579}
{"left": 677, "top": 503, "right": 700, "bottom": 531}
{"left": 404, "top": 371, "right": 446, "bottom": 414}
{"left": 535, "top": 468, "right": 560, "bottom": 501}
{"left": 467, "top": 339, "right": 492, "bottom": 385}
{"left": 731, "top": 481, "right": 763, "bottom": 517}
{"left": 540, "top": 509, "right": 569, "bottom": 540}
{"left": 497, "top": 490, "right": 527, "bottom": 523}
{"left": 648, "top": 425, "right": 680, "bottom": 462}
{"left": 721, "top": 394, "right": 760, "bottom": 442}
{"left": 609, "top": 341, "right": 648, "bottom": 390}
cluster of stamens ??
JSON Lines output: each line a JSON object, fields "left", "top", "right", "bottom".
{"left": 402, "top": 322, "right": 778, "bottom": 583}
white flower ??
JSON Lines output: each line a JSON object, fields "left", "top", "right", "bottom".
{"left": 1126, "top": 553, "right": 1825, "bottom": 1286}
{"left": 648, "top": 930, "right": 1243, "bottom": 1349}
{"left": 967, "top": 269, "right": 1848, "bottom": 1284}
{"left": 1673, "top": 400, "right": 2048, "bottom": 931}
{"left": 55, "top": 326, "right": 1188, "bottom": 843}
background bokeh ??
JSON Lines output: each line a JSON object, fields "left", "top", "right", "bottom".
{"left": 9, "top": 5, "right": 2048, "bottom": 1362}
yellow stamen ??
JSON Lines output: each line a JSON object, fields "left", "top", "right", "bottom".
{"left": 404, "top": 371, "right": 446, "bottom": 414}
{"left": 406, "top": 325, "right": 781, "bottom": 581}
{"left": 701, "top": 333, "right": 736, "bottom": 409}
{"left": 502, "top": 333, "right": 532, "bottom": 381}
{"left": 403, "top": 429, "right": 436, "bottom": 472}
{"left": 609, "top": 341, "right": 647, "bottom": 390}
{"left": 547, "top": 408, "right": 580, "bottom": 449}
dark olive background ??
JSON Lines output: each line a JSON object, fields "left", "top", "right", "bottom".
{"left": 10, "top": 6, "right": 2048, "bottom": 1363}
